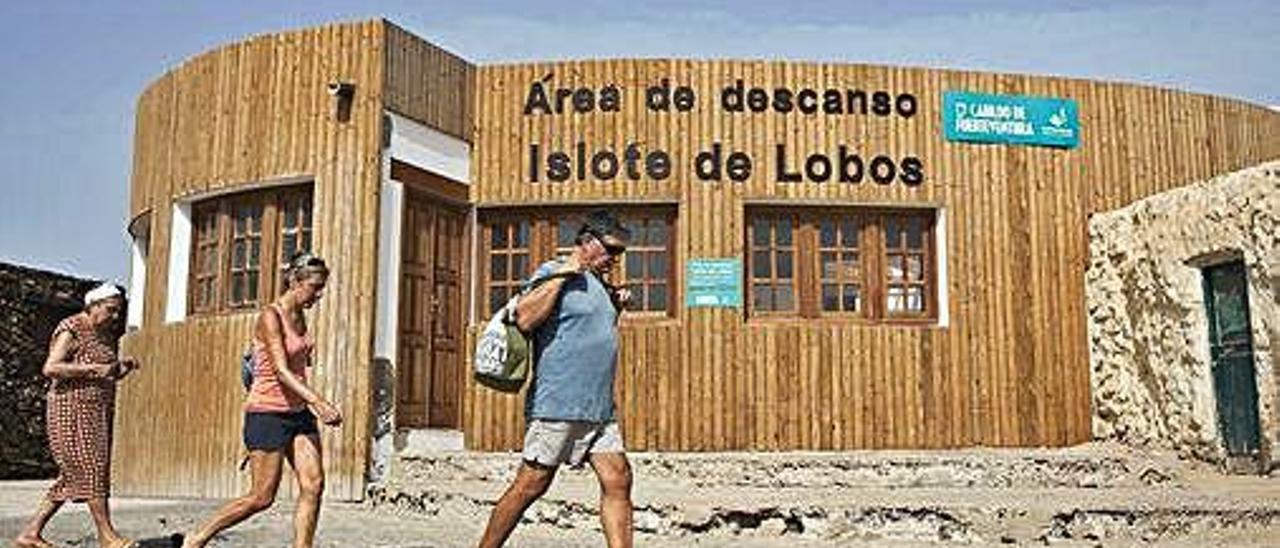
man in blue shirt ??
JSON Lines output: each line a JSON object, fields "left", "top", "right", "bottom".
{"left": 478, "top": 210, "right": 634, "bottom": 548}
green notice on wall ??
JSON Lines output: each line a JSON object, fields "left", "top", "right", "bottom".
{"left": 943, "top": 90, "right": 1080, "bottom": 148}
{"left": 685, "top": 258, "right": 742, "bottom": 308}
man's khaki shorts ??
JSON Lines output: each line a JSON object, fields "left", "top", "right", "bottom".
{"left": 522, "top": 419, "right": 624, "bottom": 468}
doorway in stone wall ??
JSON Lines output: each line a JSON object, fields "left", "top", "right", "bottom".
{"left": 1202, "top": 260, "right": 1261, "bottom": 461}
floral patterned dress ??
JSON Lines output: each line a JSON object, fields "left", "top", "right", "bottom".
{"left": 45, "top": 314, "right": 118, "bottom": 501}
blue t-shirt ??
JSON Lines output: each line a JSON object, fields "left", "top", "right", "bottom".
{"left": 523, "top": 260, "right": 620, "bottom": 422}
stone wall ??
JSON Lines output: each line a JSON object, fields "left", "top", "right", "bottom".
{"left": 0, "top": 262, "right": 98, "bottom": 479}
{"left": 1088, "top": 161, "right": 1280, "bottom": 465}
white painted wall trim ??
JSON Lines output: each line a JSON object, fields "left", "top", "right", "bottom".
{"left": 372, "top": 110, "right": 474, "bottom": 458}
{"left": 369, "top": 150, "right": 405, "bottom": 485}
{"left": 385, "top": 111, "right": 471, "bottom": 184}
{"left": 374, "top": 154, "right": 405, "bottom": 363}
{"left": 127, "top": 235, "right": 148, "bottom": 328}
{"left": 164, "top": 203, "right": 192, "bottom": 323}
{"left": 935, "top": 207, "right": 950, "bottom": 327}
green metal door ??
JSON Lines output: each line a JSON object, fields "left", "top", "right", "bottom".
{"left": 1203, "top": 261, "right": 1260, "bottom": 456}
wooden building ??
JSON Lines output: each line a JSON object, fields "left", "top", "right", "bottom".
{"left": 117, "top": 19, "right": 1280, "bottom": 500}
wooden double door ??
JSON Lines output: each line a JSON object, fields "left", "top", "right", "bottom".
{"left": 397, "top": 191, "right": 467, "bottom": 428}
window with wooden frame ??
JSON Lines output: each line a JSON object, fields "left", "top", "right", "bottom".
{"left": 746, "top": 207, "right": 936, "bottom": 322}
{"left": 619, "top": 216, "right": 671, "bottom": 314}
{"left": 748, "top": 214, "right": 797, "bottom": 315}
{"left": 186, "top": 184, "right": 314, "bottom": 315}
{"left": 190, "top": 202, "right": 221, "bottom": 314}
{"left": 227, "top": 199, "right": 263, "bottom": 309}
{"left": 478, "top": 206, "right": 676, "bottom": 318}
{"left": 882, "top": 215, "right": 932, "bottom": 319}
{"left": 277, "top": 190, "right": 314, "bottom": 280}
{"left": 818, "top": 215, "right": 864, "bottom": 315}
{"left": 486, "top": 219, "right": 532, "bottom": 314}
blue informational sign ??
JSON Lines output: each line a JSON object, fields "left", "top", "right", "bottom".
{"left": 685, "top": 258, "right": 742, "bottom": 308}
{"left": 943, "top": 91, "right": 1079, "bottom": 148}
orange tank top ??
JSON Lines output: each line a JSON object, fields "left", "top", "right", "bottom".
{"left": 245, "top": 304, "right": 314, "bottom": 412}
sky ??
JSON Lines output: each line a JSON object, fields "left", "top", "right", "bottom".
{"left": 1, "top": 0, "right": 1276, "bottom": 283}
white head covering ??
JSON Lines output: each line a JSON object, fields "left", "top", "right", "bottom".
{"left": 84, "top": 283, "right": 123, "bottom": 306}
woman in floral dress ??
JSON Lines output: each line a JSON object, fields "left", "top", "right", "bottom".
{"left": 12, "top": 283, "right": 140, "bottom": 548}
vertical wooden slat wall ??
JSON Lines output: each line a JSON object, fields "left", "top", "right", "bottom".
{"left": 119, "top": 20, "right": 389, "bottom": 501}
{"left": 382, "top": 23, "right": 475, "bottom": 142}
{"left": 463, "top": 60, "right": 1280, "bottom": 451}
{"left": 124, "top": 23, "right": 1280, "bottom": 497}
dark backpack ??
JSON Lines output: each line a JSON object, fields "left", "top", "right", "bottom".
{"left": 240, "top": 347, "right": 255, "bottom": 390}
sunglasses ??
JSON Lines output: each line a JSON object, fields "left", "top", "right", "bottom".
{"left": 602, "top": 242, "right": 627, "bottom": 256}
{"left": 291, "top": 252, "right": 326, "bottom": 268}
{"left": 587, "top": 232, "right": 626, "bottom": 256}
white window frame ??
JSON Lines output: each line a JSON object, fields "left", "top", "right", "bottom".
{"left": 126, "top": 212, "right": 150, "bottom": 329}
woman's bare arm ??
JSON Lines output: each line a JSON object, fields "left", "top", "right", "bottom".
{"left": 42, "top": 330, "right": 113, "bottom": 379}
{"left": 257, "top": 307, "right": 342, "bottom": 425}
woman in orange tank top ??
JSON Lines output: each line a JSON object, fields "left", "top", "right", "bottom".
{"left": 181, "top": 253, "right": 341, "bottom": 548}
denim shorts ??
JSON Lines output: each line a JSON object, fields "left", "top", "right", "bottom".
{"left": 243, "top": 409, "right": 318, "bottom": 450}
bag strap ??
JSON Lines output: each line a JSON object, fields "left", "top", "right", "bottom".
{"left": 267, "top": 303, "right": 292, "bottom": 334}
{"left": 503, "top": 270, "right": 579, "bottom": 324}
{"left": 519, "top": 269, "right": 579, "bottom": 295}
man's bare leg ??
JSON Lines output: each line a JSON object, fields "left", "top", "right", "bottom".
{"left": 590, "top": 452, "right": 633, "bottom": 548}
{"left": 477, "top": 462, "right": 557, "bottom": 548}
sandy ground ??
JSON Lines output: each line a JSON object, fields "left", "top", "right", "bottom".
{"left": 3, "top": 444, "right": 1280, "bottom": 547}
{"left": 2, "top": 480, "right": 1277, "bottom": 548}
{"left": 1, "top": 481, "right": 596, "bottom": 548}
{"left": 0, "top": 479, "right": 854, "bottom": 547}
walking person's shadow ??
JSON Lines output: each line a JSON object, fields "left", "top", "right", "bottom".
{"left": 138, "top": 534, "right": 184, "bottom": 547}
{"left": 65, "top": 534, "right": 184, "bottom": 547}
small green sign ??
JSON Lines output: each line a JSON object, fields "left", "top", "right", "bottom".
{"left": 943, "top": 90, "right": 1079, "bottom": 148}
{"left": 685, "top": 258, "right": 742, "bottom": 308}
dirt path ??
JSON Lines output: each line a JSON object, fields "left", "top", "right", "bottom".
{"left": 4, "top": 443, "right": 1280, "bottom": 546}
{"left": 1, "top": 480, "right": 599, "bottom": 547}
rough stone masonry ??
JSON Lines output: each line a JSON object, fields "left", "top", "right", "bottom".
{"left": 1088, "top": 161, "right": 1280, "bottom": 466}
{"left": 0, "top": 262, "right": 97, "bottom": 479}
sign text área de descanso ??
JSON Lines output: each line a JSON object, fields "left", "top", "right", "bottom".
{"left": 522, "top": 76, "right": 925, "bottom": 186}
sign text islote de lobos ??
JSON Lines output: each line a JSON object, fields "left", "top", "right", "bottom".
{"left": 523, "top": 75, "right": 925, "bottom": 186}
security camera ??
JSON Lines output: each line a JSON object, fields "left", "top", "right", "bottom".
{"left": 327, "top": 81, "right": 355, "bottom": 98}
